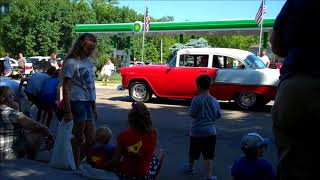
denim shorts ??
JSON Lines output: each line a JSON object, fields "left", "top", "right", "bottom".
{"left": 70, "top": 101, "right": 95, "bottom": 123}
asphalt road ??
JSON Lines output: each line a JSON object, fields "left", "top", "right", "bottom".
{"left": 95, "top": 88, "right": 277, "bottom": 180}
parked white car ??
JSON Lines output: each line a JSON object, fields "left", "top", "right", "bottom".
{"left": 0, "top": 57, "right": 33, "bottom": 76}
{"left": 27, "top": 56, "right": 51, "bottom": 72}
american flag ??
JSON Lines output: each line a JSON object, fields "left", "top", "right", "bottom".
{"left": 255, "top": 0, "right": 266, "bottom": 26}
{"left": 144, "top": 7, "right": 150, "bottom": 32}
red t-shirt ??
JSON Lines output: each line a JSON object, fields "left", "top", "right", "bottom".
{"left": 117, "top": 128, "right": 157, "bottom": 177}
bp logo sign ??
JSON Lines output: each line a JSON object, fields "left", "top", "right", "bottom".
{"left": 133, "top": 21, "right": 143, "bottom": 33}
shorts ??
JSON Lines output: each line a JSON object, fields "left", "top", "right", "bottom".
{"left": 71, "top": 101, "right": 95, "bottom": 123}
{"left": 39, "top": 93, "right": 57, "bottom": 110}
{"left": 25, "top": 91, "right": 41, "bottom": 108}
{"left": 114, "top": 156, "right": 160, "bottom": 180}
{"left": 189, "top": 135, "right": 216, "bottom": 160}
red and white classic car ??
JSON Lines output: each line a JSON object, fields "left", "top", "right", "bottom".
{"left": 120, "top": 48, "right": 280, "bottom": 109}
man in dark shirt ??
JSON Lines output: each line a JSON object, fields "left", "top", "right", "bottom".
{"left": 271, "top": 1, "right": 319, "bottom": 179}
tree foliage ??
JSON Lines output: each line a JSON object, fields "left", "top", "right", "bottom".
{"left": 0, "top": 0, "right": 259, "bottom": 69}
{"left": 169, "top": 38, "right": 211, "bottom": 55}
{"left": 0, "top": 0, "right": 96, "bottom": 56}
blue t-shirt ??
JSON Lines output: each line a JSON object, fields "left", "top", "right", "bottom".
{"left": 25, "top": 72, "right": 50, "bottom": 95}
{"left": 0, "top": 77, "right": 19, "bottom": 95}
{"left": 92, "top": 143, "right": 115, "bottom": 162}
{"left": 189, "top": 95, "right": 221, "bottom": 137}
{"left": 62, "top": 58, "right": 96, "bottom": 101}
{"left": 231, "top": 156, "right": 276, "bottom": 180}
{"left": 3, "top": 56, "right": 11, "bottom": 72}
{"left": 42, "top": 77, "right": 60, "bottom": 95}
{"left": 274, "top": 0, "right": 320, "bottom": 81}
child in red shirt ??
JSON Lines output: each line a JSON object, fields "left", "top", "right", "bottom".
{"left": 106, "top": 102, "right": 164, "bottom": 180}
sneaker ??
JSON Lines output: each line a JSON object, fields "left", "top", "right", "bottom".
{"left": 205, "top": 176, "right": 217, "bottom": 180}
{"left": 183, "top": 164, "right": 195, "bottom": 175}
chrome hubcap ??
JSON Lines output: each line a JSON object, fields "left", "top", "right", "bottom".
{"left": 239, "top": 93, "right": 256, "bottom": 107}
{"left": 132, "top": 84, "right": 146, "bottom": 100}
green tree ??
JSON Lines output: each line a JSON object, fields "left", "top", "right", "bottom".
{"left": 157, "top": 16, "right": 174, "bottom": 22}
{"left": 0, "top": 0, "right": 96, "bottom": 56}
{"left": 206, "top": 35, "right": 258, "bottom": 50}
{"left": 169, "top": 38, "right": 211, "bottom": 55}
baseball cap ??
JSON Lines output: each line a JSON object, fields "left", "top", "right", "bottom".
{"left": 240, "top": 133, "right": 270, "bottom": 149}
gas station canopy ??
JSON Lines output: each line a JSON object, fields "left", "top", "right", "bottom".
{"left": 74, "top": 19, "right": 275, "bottom": 36}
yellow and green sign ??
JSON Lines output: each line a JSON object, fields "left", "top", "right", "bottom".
{"left": 132, "top": 21, "right": 143, "bottom": 33}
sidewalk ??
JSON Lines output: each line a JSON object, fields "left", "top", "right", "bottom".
{"left": 0, "top": 159, "right": 84, "bottom": 180}
{"left": 95, "top": 82, "right": 123, "bottom": 90}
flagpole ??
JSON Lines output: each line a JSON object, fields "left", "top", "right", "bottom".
{"left": 141, "top": 0, "right": 147, "bottom": 62}
{"left": 160, "top": 39, "right": 163, "bottom": 63}
{"left": 258, "top": 0, "right": 265, "bottom": 55}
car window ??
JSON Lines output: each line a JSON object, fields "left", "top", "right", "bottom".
{"left": 212, "top": 55, "right": 223, "bottom": 68}
{"left": 27, "top": 58, "right": 37, "bottom": 63}
{"left": 168, "top": 55, "right": 176, "bottom": 67}
{"left": 244, "top": 54, "right": 266, "bottom": 69}
{"left": 179, "top": 54, "right": 209, "bottom": 67}
{"left": 218, "top": 56, "right": 245, "bottom": 69}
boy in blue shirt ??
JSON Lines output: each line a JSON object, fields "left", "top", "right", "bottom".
{"left": 184, "top": 74, "right": 221, "bottom": 180}
{"left": 231, "top": 133, "right": 276, "bottom": 180}
{"left": 87, "top": 127, "right": 115, "bottom": 169}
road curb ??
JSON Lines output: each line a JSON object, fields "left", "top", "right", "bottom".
{"left": 95, "top": 83, "right": 123, "bottom": 90}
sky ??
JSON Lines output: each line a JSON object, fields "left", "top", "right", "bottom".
{"left": 117, "top": 0, "right": 286, "bottom": 22}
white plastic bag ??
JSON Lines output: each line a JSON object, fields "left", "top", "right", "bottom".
{"left": 49, "top": 120, "right": 76, "bottom": 170}
{"left": 35, "top": 149, "right": 52, "bottom": 163}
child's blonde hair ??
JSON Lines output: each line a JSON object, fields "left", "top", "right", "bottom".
{"left": 96, "top": 127, "right": 112, "bottom": 144}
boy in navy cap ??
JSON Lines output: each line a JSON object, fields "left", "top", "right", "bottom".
{"left": 231, "top": 133, "right": 276, "bottom": 180}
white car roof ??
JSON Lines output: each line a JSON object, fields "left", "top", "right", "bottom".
{"left": 177, "top": 48, "right": 254, "bottom": 60}
{"left": 0, "top": 57, "right": 17, "bottom": 61}
{"left": 29, "top": 56, "right": 50, "bottom": 59}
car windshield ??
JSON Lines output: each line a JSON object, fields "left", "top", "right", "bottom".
{"left": 244, "top": 54, "right": 266, "bottom": 69}
{"left": 27, "top": 58, "right": 38, "bottom": 63}
{"left": 168, "top": 55, "right": 176, "bottom": 67}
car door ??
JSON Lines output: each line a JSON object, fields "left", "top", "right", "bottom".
{"left": 163, "top": 53, "right": 216, "bottom": 98}
{"left": 210, "top": 55, "right": 248, "bottom": 100}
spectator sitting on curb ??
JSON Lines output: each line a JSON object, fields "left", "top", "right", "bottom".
{"left": 0, "top": 86, "right": 53, "bottom": 160}
{"left": 0, "top": 76, "right": 31, "bottom": 116}
{"left": 104, "top": 102, "right": 164, "bottom": 180}
{"left": 87, "top": 127, "right": 115, "bottom": 169}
